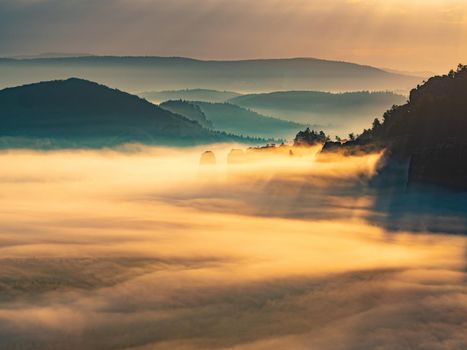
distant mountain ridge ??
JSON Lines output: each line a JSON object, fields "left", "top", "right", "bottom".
{"left": 141, "top": 89, "right": 241, "bottom": 103}
{"left": 0, "top": 56, "right": 421, "bottom": 93}
{"left": 0, "top": 78, "right": 254, "bottom": 148}
{"left": 229, "top": 90, "right": 407, "bottom": 114}
{"left": 8, "top": 53, "right": 94, "bottom": 59}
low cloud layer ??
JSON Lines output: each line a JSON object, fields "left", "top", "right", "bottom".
{"left": 0, "top": 146, "right": 465, "bottom": 349}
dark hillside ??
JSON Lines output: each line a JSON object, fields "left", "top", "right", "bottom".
{"left": 331, "top": 65, "right": 467, "bottom": 188}
{"left": 192, "top": 101, "right": 308, "bottom": 139}
{"left": 0, "top": 78, "right": 245, "bottom": 147}
{"left": 160, "top": 100, "right": 213, "bottom": 129}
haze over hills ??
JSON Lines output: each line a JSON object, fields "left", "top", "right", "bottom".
{"left": 143, "top": 88, "right": 407, "bottom": 137}
{"left": 229, "top": 90, "right": 407, "bottom": 136}
{"left": 0, "top": 78, "right": 252, "bottom": 148}
{"left": 0, "top": 56, "right": 421, "bottom": 93}
{"left": 229, "top": 91, "right": 406, "bottom": 115}
{"left": 141, "top": 89, "right": 241, "bottom": 103}
{"left": 9, "top": 52, "right": 93, "bottom": 59}
{"left": 161, "top": 100, "right": 308, "bottom": 139}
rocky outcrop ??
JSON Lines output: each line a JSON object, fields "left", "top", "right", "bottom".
{"left": 227, "top": 149, "right": 246, "bottom": 164}
{"left": 321, "top": 141, "right": 342, "bottom": 151}
{"left": 200, "top": 151, "right": 216, "bottom": 165}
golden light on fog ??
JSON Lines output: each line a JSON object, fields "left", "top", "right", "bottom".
{"left": 0, "top": 147, "right": 465, "bottom": 349}
{"left": 0, "top": 146, "right": 463, "bottom": 268}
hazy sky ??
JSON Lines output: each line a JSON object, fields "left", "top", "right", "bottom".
{"left": 0, "top": 0, "right": 466, "bottom": 72}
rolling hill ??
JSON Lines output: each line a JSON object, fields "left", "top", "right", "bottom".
{"left": 229, "top": 90, "right": 407, "bottom": 136}
{"left": 161, "top": 100, "right": 308, "bottom": 139}
{"left": 0, "top": 78, "right": 249, "bottom": 148}
{"left": 159, "top": 100, "right": 213, "bottom": 129}
{"left": 0, "top": 56, "right": 421, "bottom": 93}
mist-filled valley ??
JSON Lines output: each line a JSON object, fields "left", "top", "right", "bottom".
{"left": 1, "top": 1, "right": 467, "bottom": 346}
{"left": 0, "top": 146, "right": 465, "bottom": 350}
{"left": 0, "top": 60, "right": 466, "bottom": 350}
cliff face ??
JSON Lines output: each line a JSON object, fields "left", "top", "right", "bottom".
{"left": 408, "top": 143, "right": 467, "bottom": 189}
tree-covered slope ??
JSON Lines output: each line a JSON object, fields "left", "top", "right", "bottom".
{"left": 182, "top": 101, "right": 308, "bottom": 139}
{"left": 159, "top": 100, "right": 213, "bottom": 129}
{"left": 334, "top": 65, "right": 467, "bottom": 188}
{"left": 0, "top": 78, "right": 243, "bottom": 147}
{"left": 358, "top": 66, "right": 467, "bottom": 153}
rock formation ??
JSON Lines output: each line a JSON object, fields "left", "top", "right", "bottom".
{"left": 227, "top": 149, "right": 246, "bottom": 164}
{"left": 200, "top": 151, "right": 216, "bottom": 165}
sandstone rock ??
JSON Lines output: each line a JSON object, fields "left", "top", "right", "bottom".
{"left": 200, "top": 151, "right": 216, "bottom": 165}
{"left": 227, "top": 149, "right": 245, "bottom": 164}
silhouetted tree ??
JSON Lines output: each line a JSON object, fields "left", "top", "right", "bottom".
{"left": 294, "top": 128, "right": 329, "bottom": 146}
{"left": 372, "top": 118, "right": 382, "bottom": 130}
{"left": 456, "top": 63, "right": 466, "bottom": 74}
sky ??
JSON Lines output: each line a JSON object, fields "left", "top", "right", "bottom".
{"left": 0, "top": 0, "right": 466, "bottom": 73}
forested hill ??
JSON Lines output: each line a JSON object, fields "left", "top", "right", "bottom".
{"left": 159, "top": 100, "right": 213, "bottom": 129}
{"left": 337, "top": 65, "right": 467, "bottom": 188}
{"left": 358, "top": 65, "right": 467, "bottom": 153}
{"left": 0, "top": 78, "right": 249, "bottom": 147}
{"left": 162, "top": 100, "right": 308, "bottom": 139}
